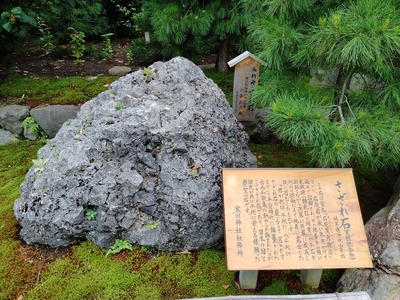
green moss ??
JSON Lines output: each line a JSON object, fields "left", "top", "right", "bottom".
{"left": 260, "top": 279, "right": 289, "bottom": 295}
{"left": 249, "top": 142, "right": 313, "bottom": 168}
{"left": 0, "top": 76, "right": 116, "bottom": 106}
{"left": 133, "top": 285, "right": 162, "bottom": 300}
{"left": 0, "top": 141, "right": 44, "bottom": 240}
{"left": 0, "top": 239, "right": 38, "bottom": 299}
{"left": 28, "top": 241, "right": 141, "bottom": 300}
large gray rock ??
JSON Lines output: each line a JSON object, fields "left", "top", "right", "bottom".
{"left": 336, "top": 175, "right": 400, "bottom": 299}
{"left": 14, "top": 57, "right": 257, "bottom": 250}
{"left": 0, "top": 105, "right": 30, "bottom": 134}
{"left": 0, "top": 128, "right": 18, "bottom": 145}
{"left": 30, "top": 105, "right": 80, "bottom": 138}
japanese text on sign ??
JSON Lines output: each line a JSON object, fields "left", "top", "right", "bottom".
{"left": 223, "top": 169, "right": 372, "bottom": 270}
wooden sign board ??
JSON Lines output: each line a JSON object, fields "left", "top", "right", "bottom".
{"left": 228, "top": 51, "right": 266, "bottom": 122}
{"left": 222, "top": 168, "right": 373, "bottom": 271}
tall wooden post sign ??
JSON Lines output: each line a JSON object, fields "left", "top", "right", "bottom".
{"left": 228, "top": 51, "right": 266, "bottom": 121}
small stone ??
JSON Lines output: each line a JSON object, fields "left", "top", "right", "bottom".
{"left": 0, "top": 105, "right": 30, "bottom": 135}
{"left": 108, "top": 66, "right": 132, "bottom": 76}
{"left": 0, "top": 128, "right": 18, "bottom": 145}
{"left": 30, "top": 105, "right": 80, "bottom": 138}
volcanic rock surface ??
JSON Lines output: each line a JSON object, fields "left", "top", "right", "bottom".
{"left": 14, "top": 57, "right": 257, "bottom": 250}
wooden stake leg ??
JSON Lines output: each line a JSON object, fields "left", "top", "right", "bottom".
{"left": 239, "top": 270, "right": 258, "bottom": 289}
{"left": 300, "top": 269, "right": 323, "bottom": 288}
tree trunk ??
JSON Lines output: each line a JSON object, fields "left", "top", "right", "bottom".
{"left": 216, "top": 39, "right": 230, "bottom": 73}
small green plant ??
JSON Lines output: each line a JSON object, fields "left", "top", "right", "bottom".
{"left": 55, "top": 151, "right": 60, "bottom": 159}
{"left": 86, "top": 116, "right": 94, "bottom": 125}
{"left": 146, "top": 221, "right": 158, "bottom": 229}
{"left": 32, "top": 157, "right": 49, "bottom": 173}
{"left": 75, "top": 125, "right": 83, "bottom": 134}
{"left": 115, "top": 103, "right": 126, "bottom": 110}
{"left": 85, "top": 209, "right": 97, "bottom": 221}
{"left": 106, "top": 118, "right": 114, "bottom": 125}
{"left": 100, "top": 33, "right": 114, "bottom": 58}
{"left": 22, "top": 117, "right": 48, "bottom": 140}
{"left": 143, "top": 67, "right": 156, "bottom": 83}
{"left": 68, "top": 27, "right": 86, "bottom": 62}
{"left": 66, "top": 119, "right": 73, "bottom": 126}
{"left": 190, "top": 163, "right": 202, "bottom": 177}
{"left": 36, "top": 16, "right": 56, "bottom": 58}
{"left": 106, "top": 239, "right": 133, "bottom": 257}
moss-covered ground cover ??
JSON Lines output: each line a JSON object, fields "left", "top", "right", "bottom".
{"left": 0, "top": 76, "right": 117, "bottom": 107}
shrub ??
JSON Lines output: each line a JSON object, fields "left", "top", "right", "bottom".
{"left": 127, "top": 38, "right": 160, "bottom": 64}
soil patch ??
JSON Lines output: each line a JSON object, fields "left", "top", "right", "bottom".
{"left": 1, "top": 39, "right": 217, "bottom": 78}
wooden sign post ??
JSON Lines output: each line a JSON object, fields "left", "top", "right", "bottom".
{"left": 145, "top": 31, "right": 150, "bottom": 43}
{"left": 222, "top": 168, "right": 372, "bottom": 289}
{"left": 228, "top": 51, "right": 266, "bottom": 122}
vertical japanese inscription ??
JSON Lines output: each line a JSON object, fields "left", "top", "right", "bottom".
{"left": 223, "top": 169, "right": 372, "bottom": 270}
{"left": 232, "top": 59, "right": 258, "bottom": 121}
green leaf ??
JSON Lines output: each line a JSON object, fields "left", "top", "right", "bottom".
{"left": 11, "top": 7, "right": 22, "bottom": 16}
{"left": 146, "top": 221, "right": 159, "bottom": 229}
{"left": 19, "top": 12, "right": 36, "bottom": 26}
{"left": 1, "top": 11, "right": 10, "bottom": 19}
{"left": 2, "top": 22, "right": 12, "bottom": 32}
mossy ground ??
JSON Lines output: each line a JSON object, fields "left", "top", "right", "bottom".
{"left": 0, "top": 71, "right": 395, "bottom": 299}
{"left": 0, "top": 76, "right": 117, "bottom": 108}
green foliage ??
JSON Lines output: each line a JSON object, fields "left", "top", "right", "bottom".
{"left": 34, "top": 0, "right": 107, "bottom": 42}
{"left": 0, "top": 76, "right": 116, "bottom": 106}
{"left": 146, "top": 220, "right": 158, "bottom": 229}
{"left": 115, "top": 102, "right": 126, "bottom": 110}
{"left": 22, "top": 116, "right": 48, "bottom": 140}
{"left": 135, "top": 0, "right": 250, "bottom": 63}
{"left": 68, "top": 27, "right": 86, "bottom": 61}
{"left": 0, "top": 4, "right": 36, "bottom": 66}
{"left": 106, "top": 239, "right": 133, "bottom": 257}
{"left": 1, "top": 6, "right": 35, "bottom": 33}
{"left": 100, "top": 33, "right": 114, "bottom": 58}
{"left": 32, "top": 157, "right": 49, "bottom": 173}
{"left": 85, "top": 209, "right": 97, "bottom": 221}
{"left": 247, "top": 0, "right": 400, "bottom": 169}
{"left": 127, "top": 38, "right": 159, "bottom": 64}
{"left": 36, "top": 15, "right": 56, "bottom": 58}
{"left": 143, "top": 67, "right": 156, "bottom": 83}
{"left": 103, "top": 0, "right": 143, "bottom": 37}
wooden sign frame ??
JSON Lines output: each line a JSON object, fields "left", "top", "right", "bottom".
{"left": 222, "top": 168, "right": 372, "bottom": 272}
{"left": 228, "top": 51, "right": 266, "bottom": 122}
